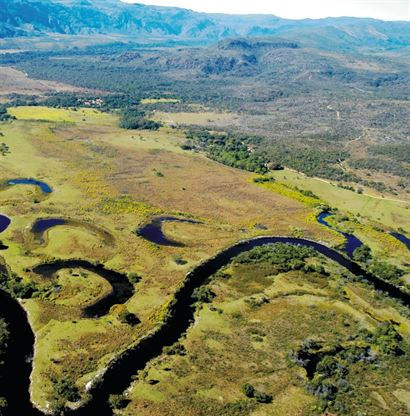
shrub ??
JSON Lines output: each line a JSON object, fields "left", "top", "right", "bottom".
{"left": 128, "top": 273, "right": 141, "bottom": 284}
{"left": 119, "top": 311, "right": 141, "bottom": 326}
{"left": 254, "top": 391, "right": 273, "bottom": 403}
{"left": 253, "top": 176, "right": 275, "bottom": 183}
{"left": 163, "top": 342, "right": 186, "bottom": 355}
{"left": 108, "top": 394, "right": 128, "bottom": 409}
{"left": 53, "top": 377, "right": 80, "bottom": 402}
{"left": 191, "top": 286, "right": 215, "bottom": 303}
{"left": 353, "top": 245, "right": 372, "bottom": 263}
{"left": 242, "top": 383, "right": 272, "bottom": 403}
{"left": 242, "top": 383, "right": 255, "bottom": 398}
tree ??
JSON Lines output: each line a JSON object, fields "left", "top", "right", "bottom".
{"left": 119, "top": 108, "right": 162, "bottom": 130}
{"left": 119, "top": 310, "right": 141, "bottom": 326}
{"left": 0, "top": 143, "right": 9, "bottom": 156}
{"left": 353, "top": 245, "right": 372, "bottom": 263}
{"left": 191, "top": 286, "right": 215, "bottom": 303}
{"left": 369, "top": 261, "right": 403, "bottom": 286}
{"left": 108, "top": 394, "right": 128, "bottom": 409}
{"left": 53, "top": 377, "right": 80, "bottom": 402}
{"left": 242, "top": 383, "right": 255, "bottom": 398}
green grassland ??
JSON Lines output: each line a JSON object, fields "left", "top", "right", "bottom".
{"left": 0, "top": 106, "right": 409, "bottom": 413}
{"left": 152, "top": 110, "right": 237, "bottom": 127}
{"left": 0, "top": 106, "right": 334, "bottom": 410}
{"left": 122, "top": 251, "right": 410, "bottom": 416}
{"left": 140, "top": 98, "right": 181, "bottom": 104}
{"left": 272, "top": 169, "right": 410, "bottom": 230}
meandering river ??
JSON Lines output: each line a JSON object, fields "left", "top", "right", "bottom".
{"left": 2, "top": 235, "right": 408, "bottom": 416}
{"left": 317, "top": 212, "right": 363, "bottom": 257}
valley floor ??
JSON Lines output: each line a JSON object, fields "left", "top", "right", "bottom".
{"left": 0, "top": 106, "right": 409, "bottom": 415}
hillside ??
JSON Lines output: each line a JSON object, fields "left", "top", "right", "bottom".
{"left": 1, "top": 0, "right": 410, "bottom": 52}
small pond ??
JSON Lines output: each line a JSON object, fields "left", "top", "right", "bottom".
{"left": 137, "top": 216, "right": 202, "bottom": 246}
{"left": 7, "top": 178, "right": 53, "bottom": 194}
{"left": 30, "top": 218, "right": 115, "bottom": 246}
{"left": 0, "top": 214, "right": 11, "bottom": 233}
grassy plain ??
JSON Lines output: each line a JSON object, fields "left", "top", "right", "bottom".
{"left": 151, "top": 110, "right": 237, "bottom": 126}
{"left": 0, "top": 106, "right": 336, "bottom": 411}
{"left": 122, "top": 254, "right": 410, "bottom": 416}
{"left": 272, "top": 169, "right": 410, "bottom": 230}
{"left": 0, "top": 67, "right": 83, "bottom": 96}
{"left": 140, "top": 98, "right": 180, "bottom": 104}
{"left": 0, "top": 106, "right": 408, "bottom": 413}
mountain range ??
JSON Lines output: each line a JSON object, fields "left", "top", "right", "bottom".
{"left": 1, "top": 0, "right": 410, "bottom": 52}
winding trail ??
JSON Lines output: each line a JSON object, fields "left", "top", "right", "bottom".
{"left": 2, "top": 236, "right": 408, "bottom": 416}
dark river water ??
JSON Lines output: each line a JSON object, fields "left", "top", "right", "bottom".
{"left": 0, "top": 215, "right": 11, "bottom": 233}
{"left": 32, "top": 260, "right": 134, "bottom": 318}
{"left": 317, "top": 212, "right": 363, "bottom": 257}
{"left": 3, "top": 235, "right": 407, "bottom": 416}
{"left": 136, "top": 216, "right": 202, "bottom": 246}
{"left": 391, "top": 232, "right": 410, "bottom": 250}
{"left": 30, "top": 218, "right": 115, "bottom": 247}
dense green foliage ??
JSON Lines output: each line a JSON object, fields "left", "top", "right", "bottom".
{"left": 119, "top": 108, "right": 162, "bottom": 130}
{"left": 52, "top": 377, "right": 80, "bottom": 402}
{"left": 191, "top": 286, "right": 216, "bottom": 303}
{"left": 234, "top": 243, "right": 316, "bottom": 272}
{"left": 352, "top": 244, "right": 372, "bottom": 263}
{"left": 267, "top": 146, "right": 353, "bottom": 181}
{"left": 368, "top": 261, "right": 404, "bottom": 287}
{"left": 0, "top": 267, "right": 37, "bottom": 299}
{"left": 185, "top": 129, "right": 268, "bottom": 174}
{"left": 293, "top": 323, "right": 406, "bottom": 413}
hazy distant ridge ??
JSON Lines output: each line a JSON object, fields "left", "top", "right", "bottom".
{"left": 1, "top": 0, "right": 410, "bottom": 52}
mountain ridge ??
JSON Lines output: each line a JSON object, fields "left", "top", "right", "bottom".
{"left": 0, "top": 0, "right": 410, "bottom": 52}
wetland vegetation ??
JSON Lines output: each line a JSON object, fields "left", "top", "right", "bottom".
{"left": 0, "top": 93, "right": 408, "bottom": 416}
{"left": 0, "top": 2, "right": 409, "bottom": 414}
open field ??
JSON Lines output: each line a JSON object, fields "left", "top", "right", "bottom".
{"left": 0, "top": 105, "right": 409, "bottom": 414}
{"left": 141, "top": 98, "right": 181, "bottom": 104}
{"left": 272, "top": 169, "right": 410, "bottom": 230}
{"left": 0, "top": 67, "right": 84, "bottom": 96}
{"left": 123, "top": 251, "right": 410, "bottom": 416}
{"left": 152, "top": 110, "right": 238, "bottom": 127}
{"left": 0, "top": 106, "right": 340, "bottom": 411}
